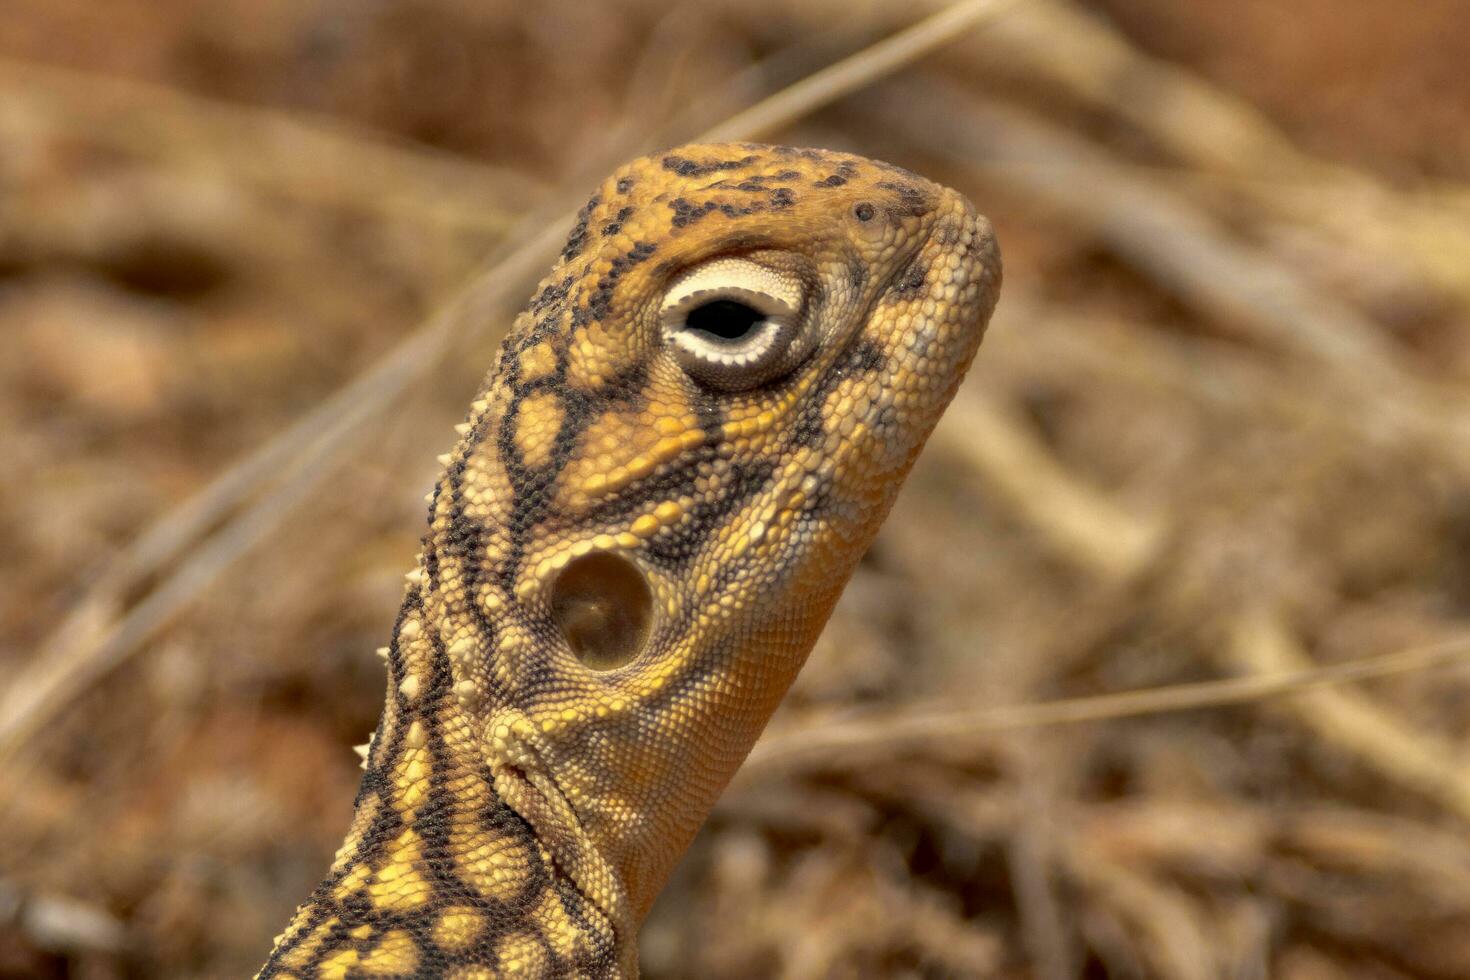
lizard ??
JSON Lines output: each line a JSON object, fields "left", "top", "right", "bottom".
{"left": 256, "top": 142, "right": 1001, "bottom": 979}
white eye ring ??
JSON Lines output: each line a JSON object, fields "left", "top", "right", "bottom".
{"left": 660, "top": 257, "right": 806, "bottom": 390}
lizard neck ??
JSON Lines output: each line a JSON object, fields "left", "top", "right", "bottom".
{"left": 257, "top": 592, "right": 632, "bottom": 979}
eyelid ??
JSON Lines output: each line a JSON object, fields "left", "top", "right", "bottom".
{"left": 659, "top": 258, "right": 802, "bottom": 322}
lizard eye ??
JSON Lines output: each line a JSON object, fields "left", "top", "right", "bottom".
{"left": 660, "top": 257, "right": 806, "bottom": 390}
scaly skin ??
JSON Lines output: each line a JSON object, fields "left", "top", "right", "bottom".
{"left": 257, "top": 143, "right": 1000, "bottom": 979}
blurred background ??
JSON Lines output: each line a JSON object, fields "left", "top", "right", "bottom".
{"left": 3, "top": 0, "right": 1470, "bottom": 977}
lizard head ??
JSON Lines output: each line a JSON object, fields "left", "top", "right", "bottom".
{"left": 427, "top": 142, "right": 1001, "bottom": 919}
{"left": 258, "top": 144, "right": 1000, "bottom": 977}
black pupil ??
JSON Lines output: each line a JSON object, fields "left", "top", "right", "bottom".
{"left": 685, "top": 299, "right": 764, "bottom": 342}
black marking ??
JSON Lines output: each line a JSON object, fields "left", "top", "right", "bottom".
{"left": 719, "top": 231, "right": 770, "bottom": 253}
{"left": 532, "top": 274, "right": 573, "bottom": 316}
{"left": 769, "top": 187, "right": 795, "bottom": 209}
{"left": 616, "top": 176, "right": 635, "bottom": 194}
{"left": 580, "top": 240, "right": 658, "bottom": 327}
{"left": 815, "top": 174, "right": 847, "bottom": 187}
{"left": 443, "top": 408, "right": 512, "bottom": 704}
{"left": 639, "top": 458, "right": 777, "bottom": 573}
{"left": 601, "top": 206, "right": 634, "bottom": 238}
{"left": 791, "top": 339, "right": 887, "bottom": 449}
{"left": 572, "top": 441, "right": 713, "bottom": 539}
{"left": 877, "top": 180, "right": 934, "bottom": 218}
{"left": 553, "top": 873, "right": 619, "bottom": 974}
{"left": 662, "top": 153, "right": 758, "bottom": 178}
{"left": 934, "top": 219, "right": 963, "bottom": 248}
{"left": 561, "top": 193, "right": 601, "bottom": 261}
{"left": 422, "top": 531, "right": 442, "bottom": 594}
{"left": 669, "top": 197, "right": 720, "bottom": 228}
{"left": 261, "top": 597, "right": 427, "bottom": 974}
{"left": 478, "top": 784, "right": 554, "bottom": 912}
{"left": 707, "top": 170, "right": 802, "bottom": 194}
{"left": 693, "top": 390, "right": 725, "bottom": 434}
{"left": 855, "top": 341, "right": 885, "bottom": 372}
{"left": 498, "top": 347, "right": 650, "bottom": 591}
{"left": 488, "top": 330, "right": 561, "bottom": 590}
{"left": 895, "top": 258, "right": 929, "bottom": 294}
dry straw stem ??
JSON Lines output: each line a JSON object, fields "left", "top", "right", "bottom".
{"left": 1005, "top": 742, "right": 1075, "bottom": 980}
{"left": 979, "top": 298, "right": 1457, "bottom": 516}
{"left": 769, "top": 846, "right": 1004, "bottom": 979}
{"left": 1066, "top": 843, "right": 1214, "bottom": 980}
{"left": 0, "top": 0, "right": 1026, "bottom": 765}
{"left": 1225, "top": 608, "right": 1470, "bottom": 825}
{"left": 931, "top": 382, "right": 1165, "bottom": 584}
{"left": 978, "top": 298, "right": 1306, "bottom": 422}
{"left": 0, "top": 57, "right": 535, "bottom": 233}
{"left": 1194, "top": 169, "right": 1470, "bottom": 307}
{"left": 1078, "top": 800, "right": 1470, "bottom": 974}
{"left": 1082, "top": 799, "right": 1470, "bottom": 900}
{"left": 696, "top": 0, "right": 1023, "bottom": 143}
{"left": 743, "top": 633, "right": 1470, "bottom": 775}
{"left": 974, "top": 0, "right": 1470, "bottom": 303}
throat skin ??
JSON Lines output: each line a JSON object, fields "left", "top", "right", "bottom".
{"left": 257, "top": 142, "right": 1000, "bottom": 979}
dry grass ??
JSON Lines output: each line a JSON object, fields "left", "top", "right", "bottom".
{"left": 2, "top": 1, "right": 1469, "bottom": 977}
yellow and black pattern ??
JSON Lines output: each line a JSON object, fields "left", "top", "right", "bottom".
{"left": 258, "top": 144, "right": 1001, "bottom": 978}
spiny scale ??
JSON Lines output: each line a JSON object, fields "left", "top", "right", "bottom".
{"left": 257, "top": 143, "right": 999, "bottom": 979}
